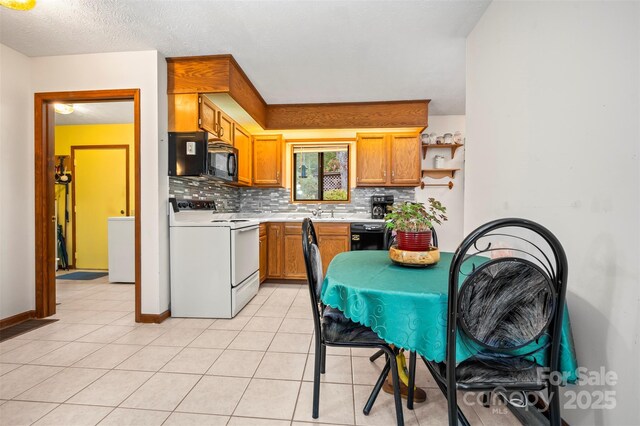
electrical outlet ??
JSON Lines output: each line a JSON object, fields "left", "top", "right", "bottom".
{"left": 186, "top": 141, "right": 196, "bottom": 156}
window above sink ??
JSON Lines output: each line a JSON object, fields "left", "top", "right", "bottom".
{"left": 292, "top": 143, "right": 350, "bottom": 203}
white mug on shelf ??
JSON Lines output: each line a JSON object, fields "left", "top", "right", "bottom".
{"left": 434, "top": 155, "right": 445, "bottom": 169}
{"left": 453, "top": 131, "right": 463, "bottom": 144}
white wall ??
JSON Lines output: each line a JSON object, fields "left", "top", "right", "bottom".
{"left": 466, "top": 2, "right": 639, "bottom": 424}
{"left": 417, "top": 115, "right": 465, "bottom": 252}
{"left": 28, "top": 50, "right": 169, "bottom": 315}
{"left": 0, "top": 44, "right": 34, "bottom": 319}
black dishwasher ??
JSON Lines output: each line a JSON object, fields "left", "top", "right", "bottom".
{"left": 350, "top": 223, "right": 385, "bottom": 250}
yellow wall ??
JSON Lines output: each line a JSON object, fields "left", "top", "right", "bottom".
{"left": 55, "top": 124, "right": 135, "bottom": 267}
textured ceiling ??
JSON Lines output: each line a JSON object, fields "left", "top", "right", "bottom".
{"left": 55, "top": 101, "right": 133, "bottom": 125}
{"left": 1, "top": 0, "right": 491, "bottom": 115}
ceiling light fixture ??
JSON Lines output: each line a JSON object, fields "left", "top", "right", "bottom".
{"left": 0, "top": 0, "right": 36, "bottom": 11}
{"left": 54, "top": 104, "right": 74, "bottom": 115}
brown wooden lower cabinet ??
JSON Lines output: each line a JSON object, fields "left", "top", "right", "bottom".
{"left": 266, "top": 223, "right": 283, "bottom": 279}
{"left": 263, "top": 221, "right": 350, "bottom": 281}
{"left": 316, "top": 223, "right": 351, "bottom": 276}
{"left": 283, "top": 224, "right": 306, "bottom": 279}
{"left": 259, "top": 224, "right": 267, "bottom": 283}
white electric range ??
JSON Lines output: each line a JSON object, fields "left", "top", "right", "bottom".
{"left": 169, "top": 198, "right": 259, "bottom": 318}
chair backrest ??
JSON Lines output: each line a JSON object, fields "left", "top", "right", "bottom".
{"left": 446, "top": 218, "right": 568, "bottom": 383}
{"left": 384, "top": 226, "right": 438, "bottom": 249}
{"left": 302, "top": 218, "right": 324, "bottom": 338}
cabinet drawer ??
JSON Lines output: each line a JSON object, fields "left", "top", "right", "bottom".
{"left": 316, "top": 223, "right": 349, "bottom": 236}
{"left": 284, "top": 222, "right": 302, "bottom": 235}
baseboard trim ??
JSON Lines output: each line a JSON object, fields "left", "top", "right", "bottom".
{"left": 0, "top": 310, "right": 36, "bottom": 330}
{"left": 263, "top": 279, "right": 306, "bottom": 285}
{"left": 138, "top": 310, "right": 171, "bottom": 324}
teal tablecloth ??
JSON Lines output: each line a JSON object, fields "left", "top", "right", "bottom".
{"left": 321, "top": 250, "right": 579, "bottom": 382}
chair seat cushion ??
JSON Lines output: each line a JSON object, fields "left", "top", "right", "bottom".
{"left": 456, "top": 356, "right": 545, "bottom": 388}
{"left": 322, "top": 306, "right": 385, "bottom": 345}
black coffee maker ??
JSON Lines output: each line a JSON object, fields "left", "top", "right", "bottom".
{"left": 371, "top": 195, "right": 394, "bottom": 219}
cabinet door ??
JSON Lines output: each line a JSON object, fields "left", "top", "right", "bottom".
{"left": 169, "top": 94, "right": 199, "bottom": 132}
{"left": 356, "top": 134, "right": 388, "bottom": 186}
{"left": 389, "top": 133, "right": 421, "bottom": 185}
{"left": 234, "top": 125, "right": 252, "bottom": 186}
{"left": 283, "top": 223, "right": 306, "bottom": 279}
{"left": 253, "top": 135, "right": 283, "bottom": 187}
{"left": 259, "top": 234, "right": 267, "bottom": 283}
{"left": 316, "top": 223, "right": 350, "bottom": 276}
{"left": 199, "top": 96, "right": 217, "bottom": 136}
{"left": 266, "top": 223, "right": 283, "bottom": 278}
{"left": 317, "top": 235, "right": 350, "bottom": 276}
{"left": 217, "top": 110, "right": 234, "bottom": 145}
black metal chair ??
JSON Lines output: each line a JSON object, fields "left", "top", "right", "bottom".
{"left": 415, "top": 218, "right": 568, "bottom": 426}
{"left": 302, "top": 218, "right": 404, "bottom": 425}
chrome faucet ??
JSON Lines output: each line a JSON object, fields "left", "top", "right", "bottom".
{"left": 312, "top": 207, "right": 323, "bottom": 218}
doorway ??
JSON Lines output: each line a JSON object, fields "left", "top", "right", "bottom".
{"left": 34, "top": 89, "right": 142, "bottom": 322}
{"left": 71, "top": 145, "right": 129, "bottom": 270}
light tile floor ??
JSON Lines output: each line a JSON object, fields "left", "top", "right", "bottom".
{"left": 0, "top": 277, "right": 520, "bottom": 426}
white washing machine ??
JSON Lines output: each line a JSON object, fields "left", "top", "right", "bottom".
{"left": 169, "top": 198, "right": 259, "bottom": 318}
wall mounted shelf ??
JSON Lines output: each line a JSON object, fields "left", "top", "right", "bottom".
{"left": 421, "top": 168, "right": 459, "bottom": 179}
{"left": 421, "top": 143, "right": 463, "bottom": 159}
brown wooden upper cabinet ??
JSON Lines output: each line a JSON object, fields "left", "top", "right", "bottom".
{"left": 199, "top": 96, "right": 234, "bottom": 145}
{"left": 217, "top": 110, "right": 234, "bottom": 145}
{"left": 356, "top": 132, "right": 421, "bottom": 187}
{"left": 234, "top": 124, "right": 252, "bottom": 186}
{"left": 356, "top": 133, "right": 388, "bottom": 185}
{"left": 199, "top": 96, "right": 217, "bottom": 135}
{"left": 253, "top": 135, "right": 283, "bottom": 187}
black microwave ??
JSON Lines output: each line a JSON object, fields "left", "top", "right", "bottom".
{"left": 207, "top": 142, "right": 238, "bottom": 183}
{"left": 168, "top": 132, "right": 207, "bottom": 176}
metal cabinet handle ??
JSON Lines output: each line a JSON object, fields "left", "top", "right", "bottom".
{"left": 220, "top": 126, "right": 224, "bottom": 137}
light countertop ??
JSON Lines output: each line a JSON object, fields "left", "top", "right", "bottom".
{"left": 210, "top": 212, "right": 384, "bottom": 224}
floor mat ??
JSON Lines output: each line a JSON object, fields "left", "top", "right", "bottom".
{"left": 56, "top": 271, "right": 108, "bottom": 280}
{"left": 0, "top": 319, "right": 58, "bottom": 342}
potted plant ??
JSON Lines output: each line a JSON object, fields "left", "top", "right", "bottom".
{"left": 384, "top": 198, "right": 447, "bottom": 251}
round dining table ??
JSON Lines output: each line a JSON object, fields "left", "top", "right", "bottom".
{"left": 321, "top": 250, "right": 579, "bottom": 382}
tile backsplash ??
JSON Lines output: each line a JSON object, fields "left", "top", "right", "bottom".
{"left": 168, "top": 177, "right": 415, "bottom": 214}
{"left": 168, "top": 177, "right": 240, "bottom": 212}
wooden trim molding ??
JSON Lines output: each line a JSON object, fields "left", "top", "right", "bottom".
{"left": 138, "top": 310, "right": 171, "bottom": 324}
{"left": 0, "top": 310, "right": 36, "bottom": 330}
{"left": 267, "top": 100, "right": 429, "bottom": 129}
{"left": 34, "top": 89, "right": 142, "bottom": 322}
{"left": 166, "top": 55, "right": 429, "bottom": 130}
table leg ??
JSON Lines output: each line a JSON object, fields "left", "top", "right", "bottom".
{"left": 407, "top": 351, "right": 416, "bottom": 409}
